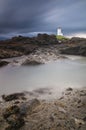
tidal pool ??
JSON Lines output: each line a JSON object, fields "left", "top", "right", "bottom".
{"left": 0, "top": 56, "right": 86, "bottom": 96}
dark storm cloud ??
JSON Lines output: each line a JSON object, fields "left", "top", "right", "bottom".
{"left": 0, "top": 0, "right": 86, "bottom": 36}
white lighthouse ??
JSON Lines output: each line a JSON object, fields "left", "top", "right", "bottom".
{"left": 57, "top": 27, "right": 63, "bottom": 36}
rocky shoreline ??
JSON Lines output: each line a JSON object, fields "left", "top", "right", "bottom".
{"left": 0, "top": 34, "right": 86, "bottom": 67}
{"left": 0, "top": 47, "right": 68, "bottom": 67}
{"left": 0, "top": 87, "right": 86, "bottom": 130}
{"left": 0, "top": 34, "right": 86, "bottom": 130}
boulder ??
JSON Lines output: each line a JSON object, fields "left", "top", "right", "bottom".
{"left": 6, "top": 115, "right": 25, "bottom": 129}
{"left": 3, "top": 105, "right": 25, "bottom": 130}
{"left": 20, "top": 99, "right": 40, "bottom": 115}
{"left": 0, "top": 60, "right": 9, "bottom": 67}
{"left": 2, "top": 92, "right": 25, "bottom": 102}
{"left": 66, "top": 87, "right": 73, "bottom": 91}
{"left": 3, "top": 105, "right": 20, "bottom": 119}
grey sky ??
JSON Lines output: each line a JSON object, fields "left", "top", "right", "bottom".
{"left": 0, "top": 0, "right": 86, "bottom": 37}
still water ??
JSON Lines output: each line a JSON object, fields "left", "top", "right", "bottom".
{"left": 0, "top": 56, "right": 86, "bottom": 95}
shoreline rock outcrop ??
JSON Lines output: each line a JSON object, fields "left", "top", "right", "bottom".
{"left": 0, "top": 87, "right": 86, "bottom": 130}
{"left": 0, "top": 34, "right": 86, "bottom": 68}
{"left": 0, "top": 34, "right": 86, "bottom": 61}
{"left": 60, "top": 45, "right": 86, "bottom": 56}
{"left": 60, "top": 37, "right": 86, "bottom": 56}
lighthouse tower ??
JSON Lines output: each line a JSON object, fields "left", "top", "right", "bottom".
{"left": 57, "top": 27, "right": 63, "bottom": 36}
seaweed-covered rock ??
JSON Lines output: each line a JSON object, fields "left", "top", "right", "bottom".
{"left": 3, "top": 105, "right": 20, "bottom": 119}
{"left": 2, "top": 99, "right": 40, "bottom": 130}
{"left": 2, "top": 92, "right": 25, "bottom": 102}
{"left": 6, "top": 115, "right": 25, "bottom": 129}
{"left": 3, "top": 105, "right": 25, "bottom": 130}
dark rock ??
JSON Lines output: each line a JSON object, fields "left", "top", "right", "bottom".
{"left": 14, "top": 101, "right": 20, "bottom": 104}
{"left": 61, "top": 46, "right": 86, "bottom": 56}
{"left": 20, "top": 98, "right": 40, "bottom": 115}
{"left": 83, "top": 117, "right": 86, "bottom": 121}
{"left": 3, "top": 105, "right": 20, "bottom": 119}
{"left": 2, "top": 92, "right": 25, "bottom": 102}
{"left": 27, "top": 98, "right": 40, "bottom": 108}
{"left": 77, "top": 105, "right": 82, "bottom": 108}
{"left": 57, "top": 123, "right": 61, "bottom": 127}
{"left": 0, "top": 60, "right": 9, "bottom": 67}
{"left": 6, "top": 115, "right": 25, "bottom": 127}
{"left": 80, "top": 93, "right": 86, "bottom": 96}
{"left": 3, "top": 105, "right": 25, "bottom": 130}
{"left": 5, "top": 117, "right": 25, "bottom": 130}
{"left": 22, "top": 59, "right": 43, "bottom": 65}
{"left": 60, "top": 37, "right": 86, "bottom": 56}
{"left": 50, "top": 115, "right": 54, "bottom": 122}
{"left": 59, "top": 96, "right": 64, "bottom": 100}
{"left": 65, "top": 91, "right": 71, "bottom": 95}
{"left": 66, "top": 87, "right": 73, "bottom": 91}
{"left": 21, "top": 96, "right": 27, "bottom": 100}
{"left": 78, "top": 99, "right": 81, "bottom": 104}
